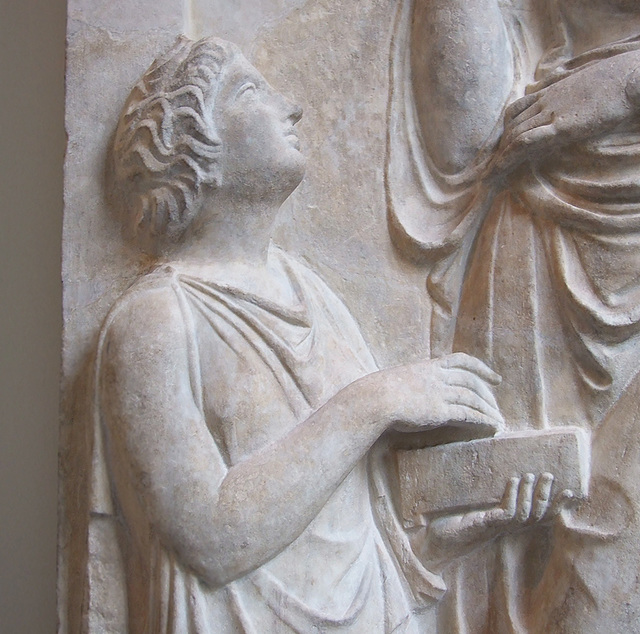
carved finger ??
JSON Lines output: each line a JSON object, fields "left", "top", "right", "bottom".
{"left": 441, "top": 353, "right": 502, "bottom": 385}
{"left": 551, "top": 489, "right": 576, "bottom": 519}
{"left": 445, "top": 372, "right": 500, "bottom": 413}
{"left": 530, "top": 473, "right": 554, "bottom": 522}
{"left": 493, "top": 123, "right": 556, "bottom": 177}
{"left": 500, "top": 476, "right": 520, "bottom": 520}
{"left": 445, "top": 385, "right": 504, "bottom": 422}
{"left": 446, "top": 404, "right": 504, "bottom": 432}
{"left": 503, "top": 111, "right": 556, "bottom": 149}
{"left": 503, "top": 93, "right": 539, "bottom": 124}
{"left": 482, "top": 507, "right": 507, "bottom": 527}
{"left": 507, "top": 101, "right": 544, "bottom": 133}
{"left": 516, "top": 473, "right": 536, "bottom": 522}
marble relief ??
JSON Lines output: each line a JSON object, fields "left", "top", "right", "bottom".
{"left": 60, "top": 1, "right": 640, "bottom": 632}
{"left": 388, "top": 0, "right": 640, "bottom": 631}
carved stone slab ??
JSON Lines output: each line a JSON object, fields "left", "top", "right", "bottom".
{"left": 60, "top": 0, "right": 640, "bottom": 632}
{"left": 397, "top": 427, "right": 590, "bottom": 525}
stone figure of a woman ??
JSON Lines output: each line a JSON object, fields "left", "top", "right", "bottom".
{"left": 387, "top": 0, "right": 640, "bottom": 631}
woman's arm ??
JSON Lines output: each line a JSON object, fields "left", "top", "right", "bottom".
{"left": 411, "top": 0, "right": 514, "bottom": 174}
{"left": 101, "top": 286, "right": 504, "bottom": 588}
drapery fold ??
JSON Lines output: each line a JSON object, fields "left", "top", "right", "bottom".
{"left": 87, "top": 247, "right": 440, "bottom": 632}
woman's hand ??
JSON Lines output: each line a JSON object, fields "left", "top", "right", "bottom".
{"left": 487, "top": 51, "right": 640, "bottom": 181}
{"left": 422, "top": 473, "right": 576, "bottom": 569}
{"left": 376, "top": 352, "right": 505, "bottom": 435}
{"left": 452, "top": 473, "right": 574, "bottom": 534}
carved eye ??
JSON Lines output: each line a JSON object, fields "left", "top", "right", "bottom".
{"left": 237, "top": 82, "right": 257, "bottom": 99}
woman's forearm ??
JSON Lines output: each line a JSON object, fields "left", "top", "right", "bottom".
{"left": 203, "top": 374, "right": 391, "bottom": 586}
{"left": 108, "top": 369, "right": 392, "bottom": 589}
{"left": 106, "top": 300, "right": 503, "bottom": 592}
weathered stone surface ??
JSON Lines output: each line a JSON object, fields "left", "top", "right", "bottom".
{"left": 60, "top": 1, "right": 640, "bottom": 632}
{"left": 398, "top": 427, "right": 590, "bottom": 523}
{"left": 388, "top": 1, "right": 640, "bottom": 631}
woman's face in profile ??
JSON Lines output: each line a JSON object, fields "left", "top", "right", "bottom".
{"left": 213, "top": 54, "right": 305, "bottom": 198}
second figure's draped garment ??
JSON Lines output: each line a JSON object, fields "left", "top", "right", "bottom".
{"left": 387, "top": 0, "right": 640, "bottom": 631}
{"left": 388, "top": 0, "right": 640, "bottom": 431}
{"left": 91, "top": 247, "right": 444, "bottom": 633}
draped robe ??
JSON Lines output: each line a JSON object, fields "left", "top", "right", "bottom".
{"left": 387, "top": 0, "right": 640, "bottom": 631}
{"left": 90, "top": 246, "right": 443, "bottom": 633}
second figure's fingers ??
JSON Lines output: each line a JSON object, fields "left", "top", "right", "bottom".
{"left": 501, "top": 476, "right": 520, "bottom": 518}
{"left": 507, "top": 100, "right": 544, "bottom": 132}
{"left": 516, "top": 473, "right": 536, "bottom": 522}
{"left": 503, "top": 110, "right": 556, "bottom": 151}
{"left": 503, "top": 92, "right": 538, "bottom": 124}
{"left": 493, "top": 124, "right": 557, "bottom": 177}
{"left": 530, "top": 473, "right": 554, "bottom": 522}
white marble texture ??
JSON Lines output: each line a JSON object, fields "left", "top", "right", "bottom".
{"left": 60, "top": 1, "right": 640, "bottom": 632}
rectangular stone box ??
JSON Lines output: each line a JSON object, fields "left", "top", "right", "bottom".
{"left": 397, "top": 427, "right": 591, "bottom": 526}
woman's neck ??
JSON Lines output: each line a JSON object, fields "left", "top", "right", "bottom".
{"left": 165, "top": 193, "right": 302, "bottom": 304}
{"left": 174, "top": 195, "right": 281, "bottom": 270}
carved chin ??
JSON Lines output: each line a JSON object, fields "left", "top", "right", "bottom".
{"left": 281, "top": 152, "right": 306, "bottom": 195}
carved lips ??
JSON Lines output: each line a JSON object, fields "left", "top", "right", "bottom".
{"left": 285, "top": 128, "right": 300, "bottom": 151}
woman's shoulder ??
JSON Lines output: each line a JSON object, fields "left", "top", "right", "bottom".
{"left": 100, "top": 266, "right": 189, "bottom": 347}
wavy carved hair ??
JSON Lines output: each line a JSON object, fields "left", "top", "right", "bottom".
{"left": 111, "top": 36, "right": 240, "bottom": 252}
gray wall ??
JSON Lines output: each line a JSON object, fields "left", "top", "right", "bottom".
{"left": 0, "top": 0, "right": 66, "bottom": 631}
